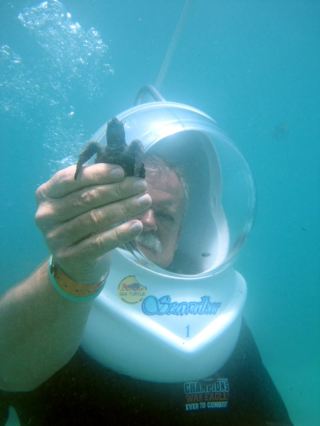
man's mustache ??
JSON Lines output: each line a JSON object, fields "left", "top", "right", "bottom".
{"left": 135, "top": 232, "right": 162, "bottom": 254}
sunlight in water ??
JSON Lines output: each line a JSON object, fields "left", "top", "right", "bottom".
{"left": 0, "top": 0, "right": 114, "bottom": 171}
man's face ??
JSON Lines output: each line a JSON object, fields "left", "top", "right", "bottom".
{"left": 135, "top": 157, "right": 186, "bottom": 268}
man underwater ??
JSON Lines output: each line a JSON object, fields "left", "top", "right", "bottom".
{"left": 0, "top": 108, "right": 293, "bottom": 425}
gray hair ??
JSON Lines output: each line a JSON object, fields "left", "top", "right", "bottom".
{"left": 144, "top": 154, "right": 189, "bottom": 205}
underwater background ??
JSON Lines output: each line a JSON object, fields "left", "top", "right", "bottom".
{"left": 0, "top": 0, "right": 319, "bottom": 425}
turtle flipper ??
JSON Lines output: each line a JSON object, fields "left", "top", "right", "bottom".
{"left": 74, "top": 141, "right": 103, "bottom": 180}
{"left": 128, "top": 140, "right": 145, "bottom": 178}
{"left": 134, "top": 159, "right": 145, "bottom": 178}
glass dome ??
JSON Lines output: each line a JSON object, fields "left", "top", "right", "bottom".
{"left": 92, "top": 99, "right": 255, "bottom": 277}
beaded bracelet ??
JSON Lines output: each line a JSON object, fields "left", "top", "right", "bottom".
{"left": 48, "top": 256, "right": 106, "bottom": 303}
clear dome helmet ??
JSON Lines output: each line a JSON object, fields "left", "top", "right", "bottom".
{"left": 81, "top": 86, "right": 256, "bottom": 382}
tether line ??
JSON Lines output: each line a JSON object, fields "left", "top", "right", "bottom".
{"left": 155, "top": 0, "right": 192, "bottom": 89}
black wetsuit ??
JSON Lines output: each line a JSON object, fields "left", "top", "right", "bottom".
{"left": 0, "top": 321, "right": 293, "bottom": 426}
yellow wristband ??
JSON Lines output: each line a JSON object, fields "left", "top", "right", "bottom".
{"left": 48, "top": 256, "right": 105, "bottom": 302}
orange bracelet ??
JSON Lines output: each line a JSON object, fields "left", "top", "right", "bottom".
{"left": 48, "top": 256, "right": 106, "bottom": 302}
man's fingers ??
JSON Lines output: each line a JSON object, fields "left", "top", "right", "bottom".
{"left": 55, "top": 220, "right": 143, "bottom": 262}
{"left": 36, "top": 163, "right": 125, "bottom": 201}
{"left": 45, "top": 193, "right": 152, "bottom": 249}
{"left": 36, "top": 177, "right": 148, "bottom": 226}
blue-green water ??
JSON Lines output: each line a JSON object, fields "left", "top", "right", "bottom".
{"left": 1, "top": 0, "right": 319, "bottom": 425}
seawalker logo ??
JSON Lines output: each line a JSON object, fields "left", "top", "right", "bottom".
{"left": 141, "top": 295, "right": 221, "bottom": 316}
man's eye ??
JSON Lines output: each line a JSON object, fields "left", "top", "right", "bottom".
{"left": 156, "top": 212, "right": 175, "bottom": 223}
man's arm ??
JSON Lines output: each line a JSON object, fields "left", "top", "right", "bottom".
{"left": 0, "top": 263, "right": 93, "bottom": 392}
{"left": 0, "top": 163, "right": 151, "bottom": 391}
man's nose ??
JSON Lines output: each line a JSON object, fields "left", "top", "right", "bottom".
{"left": 140, "top": 209, "right": 157, "bottom": 231}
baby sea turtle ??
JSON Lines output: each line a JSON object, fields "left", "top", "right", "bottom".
{"left": 74, "top": 117, "right": 145, "bottom": 180}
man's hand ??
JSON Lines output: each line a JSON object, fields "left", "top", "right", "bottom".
{"left": 35, "top": 163, "right": 151, "bottom": 284}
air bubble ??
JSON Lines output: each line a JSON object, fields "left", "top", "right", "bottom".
{"left": 2, "top": 0, "right": 114, "bottom": 173}
{"left": 17, "top": 0, "right": 114, "bottom": 94}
